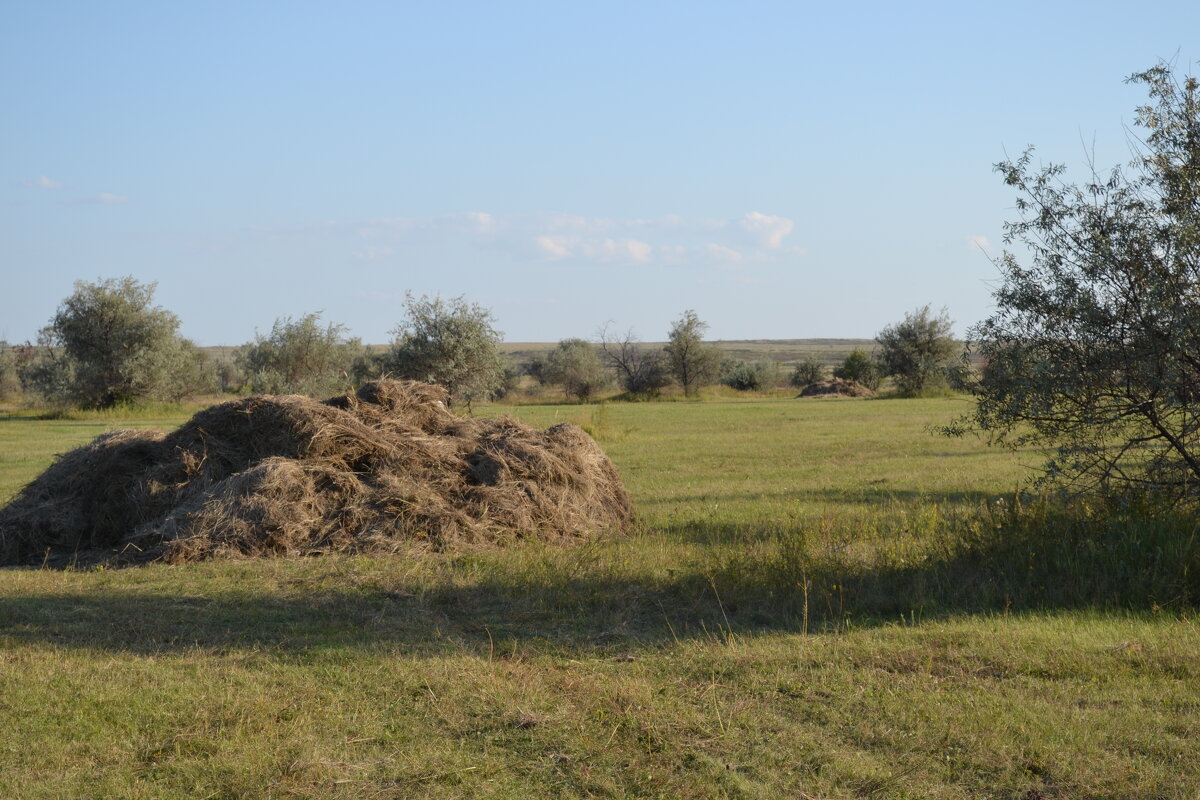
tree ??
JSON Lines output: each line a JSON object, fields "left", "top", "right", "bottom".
{"left": 876, "top": 305, "right": 958, "bottom": 396}
{"left": 663, "top": 310, "right": 722, "bottom": 397}
{"left": 951, "top": 63, "right": 1200, "bottom": 497}
{"left": 834, "top": 347, "right": 881, "bottom": 390}
{"left": 386, "top": 293, "right": 505, "bottom": 407}
{"left": 22, "top": 277, "right": 209, "bottom": 408}
{"left": 236, "top": 312, "right": 367, "bottom": 397}
{"left": 597, "top": 324, "right": 671, "bottom": 397}
{"left": 542, "top": 338, "right": 610, "bottom": 400}
{"left": 790, "top": 355, "right": 827, "bottom": 388}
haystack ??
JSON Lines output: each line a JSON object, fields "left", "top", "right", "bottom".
{"left": 0, "top": 380, "right": 634, "bottom": 566}
{"left": 797, "top": 378, "right": 875, "bottom": 398}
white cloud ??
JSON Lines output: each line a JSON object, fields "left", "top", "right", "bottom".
{"left": 738, "top": 211, "right": 794, "bottom": 248}
{"left": 20, "top": 175, "right": 64, "bottom": 190}
{"left": 535, "top": 235, "right": 574, "bottom": 258}
{"left": 354, "top": 246, "right": 396, "bottom": 261}
{"left": 97, "top": 192, "right": 128, "bottom": 205}
{"left": 241, "top": 210, "right": 804, "bottom": 269}
{"left": 968, "top": 235, "right": 991, "bottom": 251}
{"left": 705, "top": 243, "right": 745, "bottom": 264}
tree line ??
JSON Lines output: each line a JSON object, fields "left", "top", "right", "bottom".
{"left": 0, "top": 279, "right": 967, "bottom": 409}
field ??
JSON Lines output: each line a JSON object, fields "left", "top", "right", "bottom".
{"left": 1, "top": 395, "right": 1197, "bottom": 798}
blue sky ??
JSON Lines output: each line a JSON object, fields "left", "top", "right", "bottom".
{"left": 3, "top": 1, "right": 1197, "bottom": 345}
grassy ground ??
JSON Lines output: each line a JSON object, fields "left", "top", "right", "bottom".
{"left": 1, "top": 396, "right": 1197, "bottom": 798}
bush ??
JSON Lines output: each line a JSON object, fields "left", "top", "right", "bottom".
{"left": 789, "top": 356, "right": 826, "bottom": 388}
{"left": 876, "top": 306, "right": 958, "bottom": 396}
{"left": 22, "top": 277, "right": 209, "bottom": 408}
{"left": 723, "top": 360, "right": 779, "bottom": 391}
{"left": 236, "top": 313, "right": 366, "bottom": 397}
{"left": 542, "top": 338, "right": 610, "bottom": 401}
{"left": 0, "top": 343, "right": 23, "bottom": 401}
{"left": 597, "top": 325, "right": 672, "bottom": 398}
{"left": 385, "top": 293, "right": 506, "bottom": 408}
{"left": 833, "top": 347, "right": 881, "bottom": 390}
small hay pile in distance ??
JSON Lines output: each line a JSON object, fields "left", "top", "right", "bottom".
{"left": 0, "top": 380, "right": 635, "bottom": 566}
{"left": 797, "top": 378, "right": 876, "bottom": 398}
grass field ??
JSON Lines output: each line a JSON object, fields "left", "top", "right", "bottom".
{"left": 1, "top": 395, "right": 1197, "bottom": 798}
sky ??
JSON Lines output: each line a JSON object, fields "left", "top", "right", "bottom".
{"left": 2, "top": 1, "right": 1198, "bottom": 346}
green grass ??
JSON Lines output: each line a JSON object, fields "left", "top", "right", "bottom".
{"left": 1, "top": 396, "right": 1198, "bottom": 798}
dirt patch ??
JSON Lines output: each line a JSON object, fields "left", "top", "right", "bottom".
{"left": 0, "top": 380, "right": 634, "bottom": 566}
{"left": 797, "top": 379, "right": 876, "bottom": 398}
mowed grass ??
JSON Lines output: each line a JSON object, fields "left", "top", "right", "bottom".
{"left": 1, "top": 396, "right": 1198, "bottom": 799}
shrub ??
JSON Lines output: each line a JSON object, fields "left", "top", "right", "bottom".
{"left": 22, "top": 277, "right": 209, "bottom": 408}
{"left": 789, "top": 356, "right": 826, "bottom": 388}
{"left": 236, "top": 313, "right": 365, "bottom": 397}
{"left": 542, "top": 338, "right": 610, "bottom": 401}
{"left": 834, "top": 347, "right": 881, "bottom": 390}
{"left": 875, "top": 306, "right": 958, "bottom": 396}
{"left": 723, "top": 360, "right": 779, "bottom": 391}
{"left": 385, "top": 293, "right": 506, "bottom": 408}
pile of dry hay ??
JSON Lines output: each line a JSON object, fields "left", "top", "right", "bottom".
{"left": 0, "top": 380, "right": 634, "bottom": 566}
{"left": 797, "top": 378, "right": 876, "bottom": 398}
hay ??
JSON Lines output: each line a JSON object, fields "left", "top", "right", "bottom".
{"left": 797, "top": 378, "right": 876, "bottom": 398}
{"left": 0, "top": 380, "right": 635, "bottom": 566}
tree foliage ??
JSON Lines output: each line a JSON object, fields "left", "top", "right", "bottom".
{"left": 834, "top": 347, "right": 881, "bottom": 390}
{"left": 386, "top": 293, "right": 506, "bottom": 407}
{"left": 597, "top": 325, "right": 671, "bottom": 397}
{"left": 723, "top": 360, "right": 779, "bottom": 391}
{"left": 542, "top": 338, "right": 610, "bottom": 401}
{"left": 663, "top": 310, "right": 722, "bottom": 397}
{"left": 22, "top": 277, "right": 210, "bottom": 408}
{"left": 790, "top": 356, "right": 827, "bottom": 388}
{"left": 876, "top": 305, "right": 958, "bottom": 396}
{"left": 953, "top": 63, "right": 1200, "bottom": 497}
{"left": 236, "top": 312, "right": 367, "bottom": 397}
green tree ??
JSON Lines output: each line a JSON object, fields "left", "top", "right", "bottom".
{"left": 386, "top": 293, "right": 506, "bottom": 407}
{"left": 22, "top": 277, "right": 209, "bottom": 408}
{"left": 789, "top": 355, "right": 827, "bottom": 388}
{"left": 834, "top": 347, "right": 881, "bottom": 390}
{"left": 236, "top": 312, "right": 366, "bottom": 397}
{"left": 663, "top": 310, "right": 722, "bottom": 397}
{"left": 951, "top": 63, "right": 1200, "bottom": 497}
{"left": 876, "top": 305, "right": 958, "bottom": 396}
{"left": 0, "top": 342, "right": 22, "bottom": 400}
{"left": 542, "top": 338, "right": 610, "bottom": 401}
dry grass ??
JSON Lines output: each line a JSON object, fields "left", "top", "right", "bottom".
{"left": 0, "top": 380, "right": 633, "bottom": 566}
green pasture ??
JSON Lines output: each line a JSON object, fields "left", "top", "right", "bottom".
{"left": 1, "top": 396, "right": 1197, "bottom": 798}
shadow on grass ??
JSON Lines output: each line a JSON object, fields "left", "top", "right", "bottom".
{"left": 2, "top": 501, "right": 1197, "bottom": 658}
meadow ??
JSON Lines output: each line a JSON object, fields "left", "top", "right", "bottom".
{"left": 0, "top": 394, "right": 1197, "bottom": 798}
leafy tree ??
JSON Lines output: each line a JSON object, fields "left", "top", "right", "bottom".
{"left": 386, "top": 293, "right": 505, "bottom": 407}
{"left": 834, "top": 347, "right": 881, "bottom": 390}
{"left": 789, "top": 355, "right": 827, "bottom": 388}
{"left": 236, "top": 312, "right": 367, "bottom": 397}
{"left": 597, "top": 324, "right": 671, "bottom": 397}
{"left": 876, "top": 305, "right": 958, "bottom": 396}
{"left": 951, "top": 63, "right": 1200, "bottom": 498}
{"left": 22, "top": 277, "right": 209, "bottom": 408}
{"left": 542, "top": 338, "right": 610, "bottom": 400}
{"left": 663, "top": 310, "right": 722, "bottom": 396}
